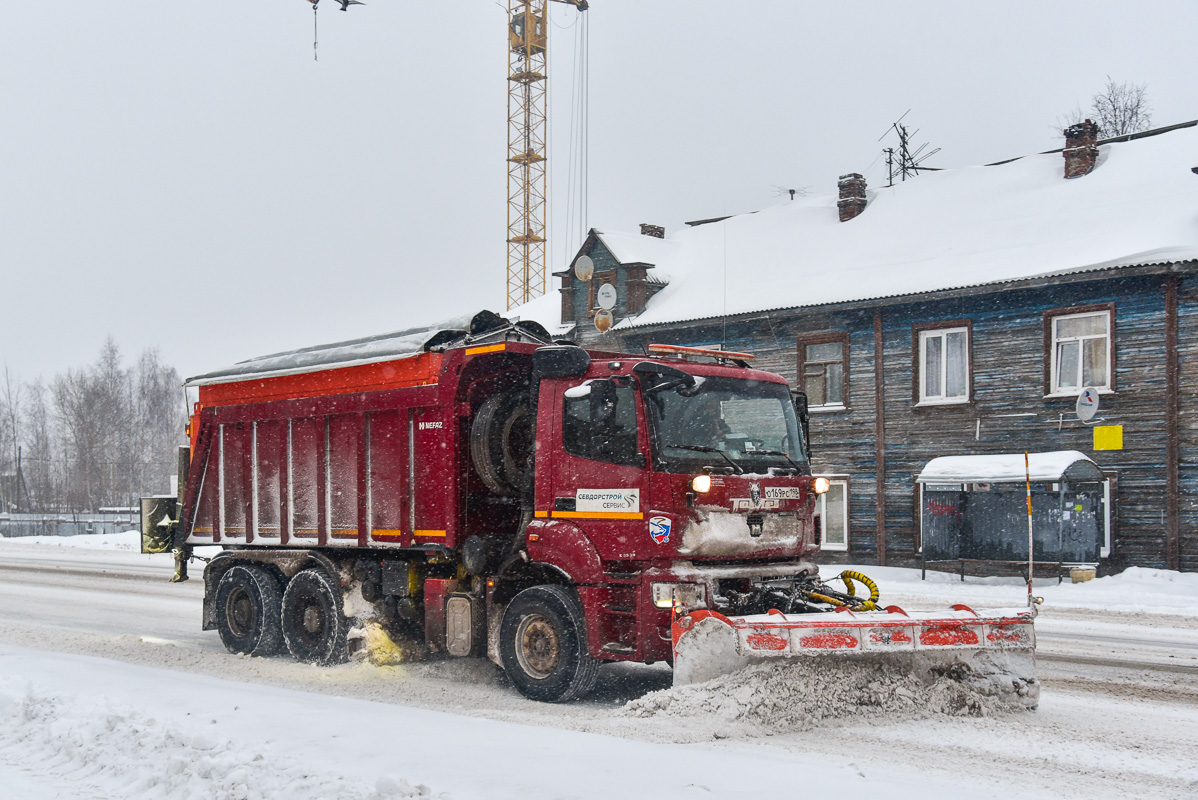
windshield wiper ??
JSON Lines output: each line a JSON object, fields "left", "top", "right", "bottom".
{"left": 667, "top": 444, "right": 743, "bottom": 474}
{"left": 752, "top": 449, "right": 805, "bottom": 473}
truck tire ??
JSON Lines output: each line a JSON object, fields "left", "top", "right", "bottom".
{"left": 499, "top": 585, "right": 599, "bottom": 702}
{"left": 281, "top": 568, "right": 349, "bottom": 666}
{"left": 470, "top": 391, "right": 533, "bottom": 495}
{"left": 214, "top": 564, "right": 284, "bottom": 657}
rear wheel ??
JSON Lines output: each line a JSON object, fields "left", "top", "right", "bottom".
{"left": 499, "top": 586, "right": 599, "bottom": 702}
{"left": 281, "top": 568, "right": 349, "bottom": 665}
{"left": 214, "top": 564, "right": 283, "bottom": 657}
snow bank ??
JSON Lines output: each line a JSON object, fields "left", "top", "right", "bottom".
{"left": 824, "top": 563, "right": 1198, "bottom": 617}
{"left": 0, "top": 682, "right": 446, "bottom": 800}
{"left": 0, "top": 529, "right": 145, "bottom": 551}
{"left": 0, "top": 529, "right": 223, "bottom": 563}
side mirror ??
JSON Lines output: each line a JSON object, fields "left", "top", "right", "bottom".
{"left": 791, "top": 390, "right": 809, "bottom": 420}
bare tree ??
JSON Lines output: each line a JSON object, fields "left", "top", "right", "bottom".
{"left": 9, "top": 340, "right": 183, "bottom": 513}
{"left": 21, "top": 380, "right": 56, "bottom": 511}
{"left": 1057, "top": 77, "right": 1152, "bottom": 137}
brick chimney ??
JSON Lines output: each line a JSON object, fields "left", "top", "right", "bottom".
{"left": 639, "top": 223, "right": 665, "bottom": 239}
{"left": 1063, "top": 119, "right": 1100, "bottom": 178}
{"left": 837, "top": 173, "right": 867, "bottom": 222}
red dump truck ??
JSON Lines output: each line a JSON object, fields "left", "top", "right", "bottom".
{"left": 143, "top": 311, "right": 1036, "bottom": 703}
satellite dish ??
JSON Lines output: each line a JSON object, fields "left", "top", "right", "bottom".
{"left": 597, "top": 283, "right": 617, "bottom": 311}
{"left": 574, "top": 255, "right": 594, "bottom": 282}
{"left": 1076, "top": 387, "right": 1100, "bottom": 422}
{"left": 594, "top": 309, "right": 614, "bottom": 333}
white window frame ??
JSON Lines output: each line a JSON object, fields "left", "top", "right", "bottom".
{"left": 917, "top": 326, "right": 970, "bottom": 405}
{"left": 816, "top": 476, "right": 849, "bottom": 551}
{"left": 1048, "top": 310, "right": 1112, "bottom": 397}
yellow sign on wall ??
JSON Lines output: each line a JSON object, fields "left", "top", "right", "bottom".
{"left": 1094, "top": 425, "right": 1123, "bottom": 451}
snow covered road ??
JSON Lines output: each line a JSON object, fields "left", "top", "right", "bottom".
{"left": 1, "top": 536, "right": 1197, "bottom": 799}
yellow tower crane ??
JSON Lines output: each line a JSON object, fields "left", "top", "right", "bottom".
{"left": 506, "top": 0, "right": 588, "bottom": 310}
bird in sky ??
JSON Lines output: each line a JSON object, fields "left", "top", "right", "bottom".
{"left": 307, "top": 0, "right": 365, "bottom": 9}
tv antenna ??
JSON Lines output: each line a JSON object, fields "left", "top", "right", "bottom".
{"left": 878, "top": 111, "right": 941, "bottom": 186}
{"left": 772, "top": 185, "right": 809, "bottom": 201}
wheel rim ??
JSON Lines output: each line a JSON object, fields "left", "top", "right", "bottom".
{"left": 515, "top": 613, "right": 561, "bottom": 679}
{"left": 294, "top": 593, "right": 327, "bottom": 647}
{"left": 225, "top": 586, "right": 256, "bottom": 637}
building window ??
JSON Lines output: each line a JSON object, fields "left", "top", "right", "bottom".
{"left": 917, "top": 325, "right": 970, "bottom": 404}
{"left": 798, "top": 333, "right": 848, "bottom": 409}
{"left": 1048, "top": 309, "right": 1112, "bottom": 395}
{"left": 817, "top": 477, "right": 848, "bottom": 550}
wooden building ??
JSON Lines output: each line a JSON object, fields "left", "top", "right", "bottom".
{"left": 517, "top": 120, "right": 1198, "bottom": 573}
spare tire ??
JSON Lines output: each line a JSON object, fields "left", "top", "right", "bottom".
{"left": 471, "top": 391, "right": 533, "bottom": 495}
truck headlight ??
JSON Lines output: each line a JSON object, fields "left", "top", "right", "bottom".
{"left": 813, "top": 476, "right": 831, "bottom": 494}
{"left": 692, "top": 475, "right": 711, "bottom": 493}
{"left": 651, "top": 582, "right": 705, "bottom": 609}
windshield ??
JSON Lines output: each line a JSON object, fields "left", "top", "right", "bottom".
{"left": 642, "top": 376, "right": 807, "bottom": 474}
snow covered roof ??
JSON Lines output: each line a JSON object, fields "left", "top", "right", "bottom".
{"left": 917, "top": 451, "right": 1104, "bottom": 484}
{"left": 522, "top": 122, "right": 1198, "bottom": 331}
{"left": 553, "top": 229, "right": 678, "bottom": 284}
{"left": 186, "top": 314, "right": 472, "bottom": 386}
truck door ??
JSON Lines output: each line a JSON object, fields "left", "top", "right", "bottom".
{"left": 550, "top": 377, "right": 650, "bottom": 561}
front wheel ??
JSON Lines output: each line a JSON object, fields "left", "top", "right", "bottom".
{"left": 499, "top": 586, "right": 599, "bottom": 703}
{"left": 281, "top": 568, "right": 349, "bottom": 665}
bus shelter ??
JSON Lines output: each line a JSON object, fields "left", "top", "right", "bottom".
{"left": 917, "top": 451, "right": 1105, "bottom": 580}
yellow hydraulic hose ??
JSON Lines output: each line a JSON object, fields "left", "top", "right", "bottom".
{"left": 806, "top": 592, "right": 846, "bottom": 607}
{"left": 839, "top": 570, "right": 880, "bottom": 611}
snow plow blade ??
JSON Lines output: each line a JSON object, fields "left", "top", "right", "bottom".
{"left": 672, "top": 605, "right": 1037, "bottom": 706}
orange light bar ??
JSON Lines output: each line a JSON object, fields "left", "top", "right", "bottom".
{"left": 647, "top": 344, "right": 755, "bottom": 361}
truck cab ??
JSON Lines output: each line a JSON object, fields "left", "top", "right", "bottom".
{"left": 490, "top": 343, "right": 823, "bottom": 699}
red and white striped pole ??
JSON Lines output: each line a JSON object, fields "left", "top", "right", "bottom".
{"left": 1025, "top": 451, "right": 1034, "bottom": 607}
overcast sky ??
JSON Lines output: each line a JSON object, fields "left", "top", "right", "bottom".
{"left": 1, "top": 1, "right": 1195, "bottom": 381}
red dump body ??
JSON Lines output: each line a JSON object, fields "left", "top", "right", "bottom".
{"left": 181, "top": 340, "right": 820, "bottom": 665}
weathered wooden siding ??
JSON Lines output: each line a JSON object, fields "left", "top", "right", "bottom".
{"left": 603, "top": 269, "right": 1191, "bottom": 572}
{"left": 1178, "top": 275, "right": 1198, "bottom": 572}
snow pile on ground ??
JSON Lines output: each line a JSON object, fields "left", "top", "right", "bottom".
{"left": 829, "top": 562, "right": 1198, "bottom": 616}
{"left": 0, "top": 681, "right": 448, "bottom": 800}
{"left": 0, "top": 529, "right": 222, "bottom": 558}
{"left": 623, "top": 653, "right": 1036, "bottom": 734}
{"left": 0, "top": 529, "right": 144, "bottom": 550}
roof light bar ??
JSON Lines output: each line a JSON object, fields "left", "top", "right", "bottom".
{"left": 647, "top": 344, "right": 755, "bottom": 362}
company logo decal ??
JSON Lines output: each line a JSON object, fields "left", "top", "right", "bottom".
{"left": 731, "top": 498, "right": 781, "bottom": 511}
{"left": 749, "top": 482, "right": 762, "bottom": 506}
{"left": 576, "top": 489, "right": 640, "bottom": 513}
{"left": 418, "top": 421, "right": 443, "bottom": 430}
{"left": 649, "top": 516, "right": 672, "bottom": 544}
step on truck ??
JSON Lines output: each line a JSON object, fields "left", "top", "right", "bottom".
{"left": 142, "top": 311, "right": 1037, "bottom": 703}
